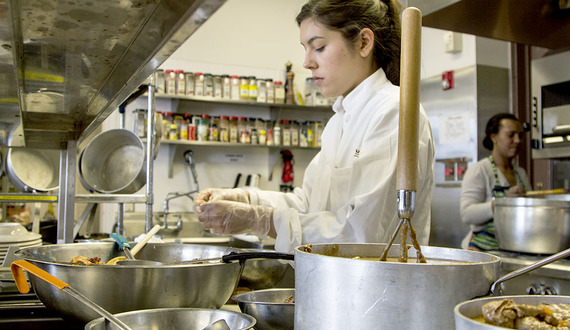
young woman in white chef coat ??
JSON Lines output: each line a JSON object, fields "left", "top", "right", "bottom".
{"left": 194, "top": 0, "right": 435, "bottom": 253}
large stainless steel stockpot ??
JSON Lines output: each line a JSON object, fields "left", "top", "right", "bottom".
{"left": 494, "top": 197, "right": 570, "bottom": 254}
{"left": 294, "top": 243, "right": 501, "bottom": 330}
{"left": 455, "top": 295, "right": 570, "bottom": 330}
{"left": 16, "top": 243, "right": 242, "bottom": 324}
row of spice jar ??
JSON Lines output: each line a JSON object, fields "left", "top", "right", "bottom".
{"left": 155, "top": 70, "right": 287, "bottom": 104}
{"left": 155, "top": 112, "right": 323, "bottom": 148}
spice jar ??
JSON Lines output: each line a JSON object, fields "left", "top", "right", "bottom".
{"left": 204, "top": 73, "right": 214, "bottom": 97}
{"left": 222, "top": 75, "right": 231, "bottom": 99}
{"left": 291, "top": 120, "right": 299, "bottom": 147}
{"left": 257, "top": 79, "right": 267, "bottom": 103}
{"left": 266, "top": 120, "right": 274, "bottom": 146}
{"left": 155, "top": 70, "right": 166, "bottom": 94}
{"left": 175, "top": 70, "right": 185, "bottom": 95}
{"left": 198, "top": 114, "right": 210, "bottom": 141}
{"left": 169, "top": 124, "right": 178, "bottom": 140}
{"left": 259, "top": 129, "right": 267, "bottom": 145}
{"left": 194, "top": 72, "right": 204, "bottom": 96}
{"left": 219, "top": 115, "right": 229, "bottom": 142}
{"left": 266, "top": 79, "right": 275, "bottom": 103}
{"left": 184, "top": 72, "right": 195, "bottom": 96}
{"left": 274, "top": 120, "right": 281, "bottom": 146}
{"left": 213, "top": 75, "right": 223, "bottom": 99}
{"left": 281, "top": 119, "right": 291, "bottom": 146}
{"left": 229, "top": 116, "right": 238, "bottom": 143}
{"left": 275, "top": 81, "right": 285, "bottom": 103}
{"left": 165, "top": 70, "right": 176, "bottom": 95}
{"left": 248, "top": 76, "right": 257, "bottom": 102}
{"left": 230, "top": 75, "right": 241, "bottom": 100}
{"left": 239, "top": 76, "right": 249, "bottom": 101}
{"left": 209, "top": 116, "right": 219, "bottom": 141}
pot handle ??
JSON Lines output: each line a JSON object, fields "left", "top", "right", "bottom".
{"left": 11, "top": 260, "right": 68, "bottom": 293}
{"left": 222, "top": 251, "right": 294, "bottom": 263}
{"left": 490, "top": 247, "right": 570, "bottom": 295}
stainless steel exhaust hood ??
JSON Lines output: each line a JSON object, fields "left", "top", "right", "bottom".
{"left": 409, "top": 0, "right": 570, "bottom": 50}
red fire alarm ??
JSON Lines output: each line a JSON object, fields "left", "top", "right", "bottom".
{"left": 442, "top": 70, "right": 454, "bottom": 90}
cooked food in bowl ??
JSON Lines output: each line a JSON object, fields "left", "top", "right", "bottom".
{"left": 476, "top": 299, "right": 570, "bottom": 328}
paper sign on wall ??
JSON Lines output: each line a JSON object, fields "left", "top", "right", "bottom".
{"left": 439, "top": 114, "right": 470, "bottom": 144}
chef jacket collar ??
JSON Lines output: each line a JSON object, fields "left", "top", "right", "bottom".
{"left": 332, "top": 68, "right": 389, "bottom": 115}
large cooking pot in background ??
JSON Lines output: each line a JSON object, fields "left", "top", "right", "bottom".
{"left": 454, "top": 295, "right": 570, "bottom": 330}
{"left": 6, "top": 148, "right": 60, "bottom": 192}
{"left": 494, "top": 197, "right": 570, "bottom": 254}
{"left": 79, "top": 129, "right": 146, "bottom": 194}
{"left": 15, "top": 243, "right": 243, "bottom": 324}
{"left": 294, "top": 243, "right": 501, "bottom": 330}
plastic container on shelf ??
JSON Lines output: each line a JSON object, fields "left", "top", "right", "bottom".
{"left": 174, "top": 115, "right": 184, "bottom": 138}
{"left": 291, "top": 120, "right": 299, "bottom": 147}
{"left": 299, "top": 121, "right": 308, "bottom": 147}
{"left": 307, "top": 120, "right": 314, "bottom": 147}
{"left": 305, "top": 77, "right": 315, "bottom": 106}
{"left": 259, "top": 129, "right": 266, "bottom": 145}
{"left": 209, "top": 116, "right": 219, "bottom": 141}
{"left": 162, "top": 112, "right": 174, "bottom": 139}
{"left": 194, "top": 72, "right": 204, "bottom": 96}
{"left": 180, "top": 119, "right": 189, "bottom": 140}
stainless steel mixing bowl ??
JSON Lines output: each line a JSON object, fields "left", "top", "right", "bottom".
{"left": 85, "top": 308, "right": 256, "bottom": 330}
{"left": 16, "top": 243, "right": 243, "bottom": 323}
{"left": 232, "top": 288, "right": 294, "bottom": 330}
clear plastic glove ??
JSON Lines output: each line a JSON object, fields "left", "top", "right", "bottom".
{"left": 194, "top": 188, "right": 249, "bottom": 212}
{"left": 197, "top": 200, "right": 272, "bottom": 237}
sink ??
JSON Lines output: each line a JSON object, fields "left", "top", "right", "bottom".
{"left": 120, "top": 212, "right": 231, "bottom": 245}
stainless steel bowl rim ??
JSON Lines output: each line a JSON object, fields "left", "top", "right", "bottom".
{"left": 495, "top": 197, "right": 570, "bottom": 208}
{"left": 232, "top": 288, "right": 295, "bottom": 305}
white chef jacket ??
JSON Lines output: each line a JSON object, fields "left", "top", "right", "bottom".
{"left": 249, "top": 69, "right": 435, "bottom": 252}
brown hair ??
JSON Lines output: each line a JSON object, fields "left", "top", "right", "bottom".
{"left": 296, "top": 0, "right": 402, "bottom": 85}
{"left": 482, "top": 113, "right": 520, "bottom": 151}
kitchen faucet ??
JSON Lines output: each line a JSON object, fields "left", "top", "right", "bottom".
{"left": 160, "top": 150, "right": 200, "bottom": 229}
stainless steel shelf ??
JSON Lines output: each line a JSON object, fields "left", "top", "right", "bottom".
{"left": 0, "top": 0, "right": 227, "bottom": 149}
{"left": 0, "top": 194, "right": 147, "bottom": 204}
{"left": 159, "top": 139, "right": 321, "bottom": 150}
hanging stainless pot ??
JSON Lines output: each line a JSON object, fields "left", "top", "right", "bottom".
{"left": 294, "top": 243, "right": 501, "bottom": 330}
{"left": 494, "top": 197, "right": 570, "bottom": 254}
{"left": 79, "top": 129, "right": 146, "bottom": 194}
{"left": 6, "top": 148, "right": 60, "bottom": 192}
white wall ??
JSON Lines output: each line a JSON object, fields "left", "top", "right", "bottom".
{"left": 97, "top": 0, "right": 510, "bottom": 232}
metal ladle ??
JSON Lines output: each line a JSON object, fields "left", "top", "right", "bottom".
{"left": 11, "top": 260, "right": 132, "bottom": 330}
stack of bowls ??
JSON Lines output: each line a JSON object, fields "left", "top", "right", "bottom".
{"left": 0, "top": 223, "right": 42, "bottom": 265}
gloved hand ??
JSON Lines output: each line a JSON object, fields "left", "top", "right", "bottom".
{"left": 197, "top": 200, "right": 272, "bottom": 237}
{"left": 194, "top": 188, "right": 249, "bottom": 209}
{"left": 506, "top": 185, "right": 526, "bottom": 197}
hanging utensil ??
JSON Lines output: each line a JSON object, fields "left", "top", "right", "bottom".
{"left": 380, "top": 7, "right": 424, "bottom": 262}
{"left": 10, "top": 260, "right": 132, "bottom": 330}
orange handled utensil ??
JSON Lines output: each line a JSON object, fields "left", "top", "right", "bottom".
{"left": 10, "top": 260, "right": 132, "bottom": 330}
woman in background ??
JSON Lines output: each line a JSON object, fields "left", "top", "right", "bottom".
{"left": 460, "top": 113, "right": 530, "bottom": 251}
{"left": 195, "top": 0, "right": 435, "bottom": 253}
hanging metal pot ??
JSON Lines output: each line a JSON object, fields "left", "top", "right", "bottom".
{"left": 6, "top": 148, "right": 60, "bottom": 192}
{"left": 78, "top": 129, "right": 146, "bottom": 194}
